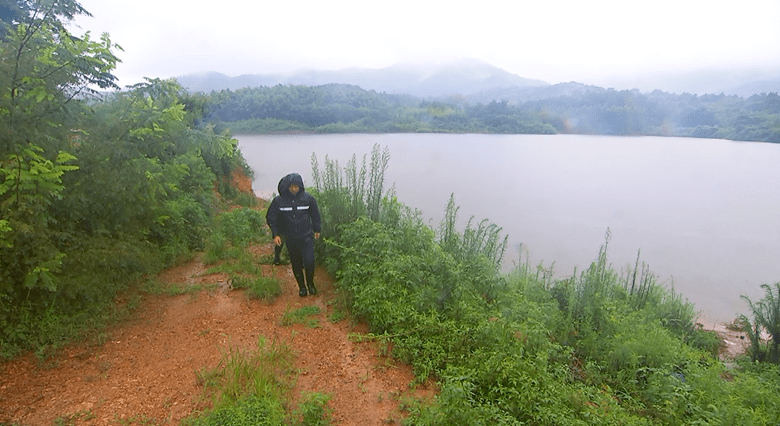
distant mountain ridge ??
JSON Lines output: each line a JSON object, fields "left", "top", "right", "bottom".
{"left": 176, "top": 59, "right": 779, "bottom": 100}
{"left": 596, "top": 68, "right": 780, "bottom": 97}
{"left": 725, "top": 78, "right": 780, "bottom": 98}
{"left": 177, "top": 59, "right": 548, "bottom": 98}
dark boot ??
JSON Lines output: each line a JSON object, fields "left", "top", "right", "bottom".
{"left": 294, "top": 270, "right": 307, "bottom": 297}
{"left": 305, "top": 266, "right": 317, "bottom": 295}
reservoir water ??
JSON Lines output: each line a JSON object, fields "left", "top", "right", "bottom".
{"left": 237, "top": 133, "right": 780, "bottom": 324}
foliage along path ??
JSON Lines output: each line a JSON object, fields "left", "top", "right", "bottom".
{"left": 0, "top": 243, "right": 434, "bottom": 425}
{"left": 0, "top": 173, "right": 751, "bottom": 425}
{"left": 0, "top": 169, "right": 433, "bottom": 426}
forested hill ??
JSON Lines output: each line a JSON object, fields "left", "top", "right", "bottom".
{"left": 203, "top": 83, "right": 780, "bottom": 143}
{"left": 178, "top": 60, "right": 549, "bottom": 97}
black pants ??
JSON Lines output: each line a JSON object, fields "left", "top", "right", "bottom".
{"left": 286, "top": 235, "right": 315, "bottom": 280}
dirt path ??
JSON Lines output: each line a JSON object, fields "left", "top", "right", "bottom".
{"left": 0, "top": 162, "right": 752, "bottom": 424}
{"left": 0, "top": 247, "right": 754, "bottom": 426}
{"left": 0, "top": 243, "right": 432, "bottom": 425}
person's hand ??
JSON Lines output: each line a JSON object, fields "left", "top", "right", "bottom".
{"left": 314, "top": 233, "right": 320, "bottom": 239}
{"left": 274, "top": 236, "right": 282, "bottom": 246}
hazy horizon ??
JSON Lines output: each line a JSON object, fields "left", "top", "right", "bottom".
{"left": 177, "top": 59, "right": 780, "bottom": 96}
{"left": 70, "top": 0, "right": 780, "bottom": 93}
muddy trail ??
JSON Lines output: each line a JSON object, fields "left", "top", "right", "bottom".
{"left": 0, "top": 168, "right": 752, "bottom": 425}
{"left": 0, "top": 241, "right": 434, "bottom": 425}
{"left": 1, "top": 247, "right": 749, "bottom": 426}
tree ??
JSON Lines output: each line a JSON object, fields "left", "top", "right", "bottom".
{"left": 0, "top": 0, "right": 120, "bottom": 302}
{"left": 59, "top": 78, "right": 238, "bottom": 245}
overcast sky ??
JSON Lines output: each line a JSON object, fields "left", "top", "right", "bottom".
{"left": 70, "top": 0, "right": 780, "bottom": 89}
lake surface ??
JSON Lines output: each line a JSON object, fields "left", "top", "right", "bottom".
{"left": 237, "top": 133, "right": 780, "bottom": 323}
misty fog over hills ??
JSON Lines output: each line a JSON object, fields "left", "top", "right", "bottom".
{"left": 177, "top": 59, "right": 779, "bottom": 101}
{"left": 604, "top": 68, "right": 780, "bottom": 98}
{"left": 178, "top": 59, "right": 546, "bottom": 99}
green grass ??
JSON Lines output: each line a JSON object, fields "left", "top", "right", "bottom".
{"left": 52, "top": 409, "right": 95, "bottom": 425}
{"left": 199, "top": 218, "right": 284, "bottom": 303}
{"left": 203, "top": 250, "right": 263, "bottom": 276}
{"left": 294, "top": 392, "right": 333, "bottom": 426}
{"left": 188, "top": 337, "right": 293, "bottom": 425}
{"left": 232, "top": 275, "right": 282, "bottom": 301}
{"left": 185, "top": 336, "right": 334, "bottom": 426}
{"left": 328, "top": 309, "right": 347, "bottom": 323}
{"left": 281, "top": 305, "right": 322, "bottom": 328}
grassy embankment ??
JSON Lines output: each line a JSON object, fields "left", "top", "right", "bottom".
{"left": 305, "top": 144, "right": 780, "bottom": 425}
{"left": 190, "top": 144, "right": 780, "bottom": 425}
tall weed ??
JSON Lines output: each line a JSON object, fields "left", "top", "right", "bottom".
{"left": 740, "top": 282, "right": 780, "bottom": 363}
{"left": 310, "top": 143, "right": 395, "bottom": 231}
{"left": 550, "top": 230, "right": 703, "bottom": 350}
{"left": 438, "top": 193, "right": 507, "bottom": 268}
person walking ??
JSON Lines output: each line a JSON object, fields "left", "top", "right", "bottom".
{"left": 266, "top": 173, "right": 321, "bottom": 297}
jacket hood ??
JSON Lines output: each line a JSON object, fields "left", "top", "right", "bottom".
{"left": 277, "top": 173, "right": 305, "bottom": 196}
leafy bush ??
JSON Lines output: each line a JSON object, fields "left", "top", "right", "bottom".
{"left": 311, "top": 148, "right": 780, "bottom": 424}
{"left": 148, "top": 194, "right": 213, "bottom": 254}
{"left": 0, "top": 56, "right": 255, "bottom": 358}
{"left": 438, "top": 193, "right": 507, "bottom": 268}
{"left": 232, "top": 191, "right": 259, "bottom": 208}
{"left": 550, "top": 231, "right": 705, "bottom": 355}
{"left": 0, "top": 235, "right": 163, "bottom": 358}
{"left": 310, "top": 143, "right": 392, "bottom": 227}
{"left": 219, "top": 208, "right": 268, "bottom": 247}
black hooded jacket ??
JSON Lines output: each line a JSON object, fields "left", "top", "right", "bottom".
{"left": 266, "top": 173, "right": 321, "bottom": 240}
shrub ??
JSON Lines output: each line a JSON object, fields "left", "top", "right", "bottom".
{"left": 311, "top": 148, "right": 780, "bottom": 425}
{"left": 219, "top": 208, "right": 267, "bottom": 247}
{"left": 740, "top": 282, "right": 780, "bottom": 363}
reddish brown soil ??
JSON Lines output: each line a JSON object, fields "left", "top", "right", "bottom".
{"left": 0, "top": 170, "right": 433, "bottom": 425}
{"left": 0, "top": 246, "right": 433, "bottom": 425}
